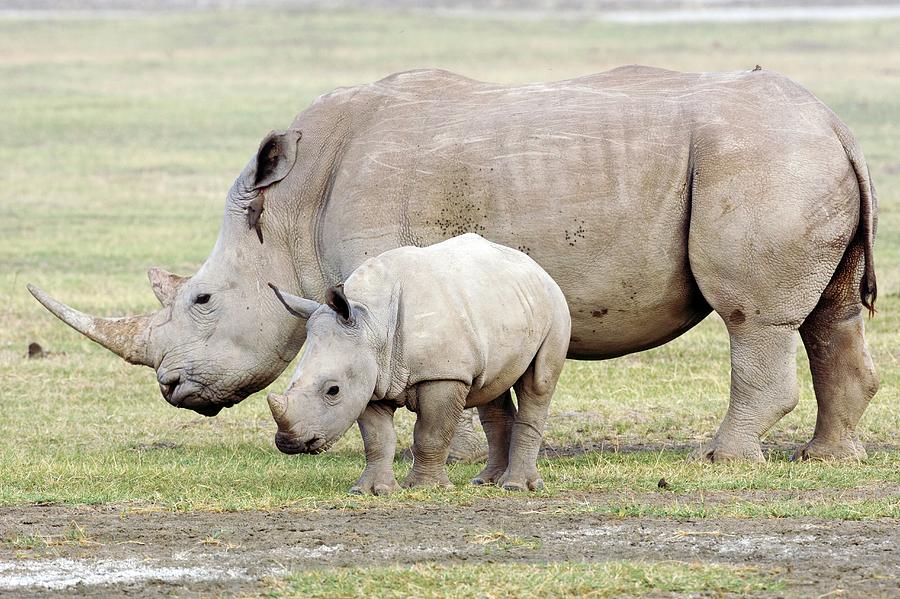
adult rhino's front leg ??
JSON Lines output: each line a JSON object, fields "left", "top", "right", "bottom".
{"left": 402, "top": 409, "right": 488, "bottom": 464}
{"left": 351, "top": 402, "right": 401, "bottom": 495}
{"left": 404, "top": 380, "right": 469, "bottom": 489}
{"left": 447, "top": 408, "right": 488, "bottom": 463}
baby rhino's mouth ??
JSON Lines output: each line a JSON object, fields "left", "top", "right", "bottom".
{"left": 275, "top": 432, "right": 329, "bottom": 455}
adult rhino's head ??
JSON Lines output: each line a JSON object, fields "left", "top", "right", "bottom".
{"left": 28, "top": 129, "right": 309, "bottom": 416}
{"left": 266, "top": 285, "right": 379, "bottom": 454}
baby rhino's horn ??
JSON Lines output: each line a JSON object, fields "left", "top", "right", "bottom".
{"left": 267, "top": 392, "right": 290, "bottom": 427}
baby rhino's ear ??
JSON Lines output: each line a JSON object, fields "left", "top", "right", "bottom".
{"left": 326, "top": 285, "right": 352, "bottom": 322}
{"left": 268, "top": 283, "right": 321, "bottom": 319}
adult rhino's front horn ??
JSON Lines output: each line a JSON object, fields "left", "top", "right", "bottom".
{"left": 27, "top": 284, "right": 155, "bottom": 367}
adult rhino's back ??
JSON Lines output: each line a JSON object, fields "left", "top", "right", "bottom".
{"left": 309, "top": 66, "right": 857, "bottom": 359}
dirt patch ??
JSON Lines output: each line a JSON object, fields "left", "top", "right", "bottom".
{"left": 2, "top": 496, "right": 897, "bottom": 597}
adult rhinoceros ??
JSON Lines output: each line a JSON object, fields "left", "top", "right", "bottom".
{"left": 29, "top": 66, "right": 878, "bottom": 462}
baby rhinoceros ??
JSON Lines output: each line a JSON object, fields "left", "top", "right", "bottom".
{"left": 266, "top": 233, "right": 571, "bottom": 495}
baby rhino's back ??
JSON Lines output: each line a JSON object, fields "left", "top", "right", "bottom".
{"left": 387, "top": 234, "right": 570, "bottom": 402}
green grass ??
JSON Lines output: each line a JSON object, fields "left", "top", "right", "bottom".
{"left": 1, "top": 444, "right": 896, "bottom": 517}
{"left": 0, "top": 11, "right": 898, "bottom": 517}
{"left": 268, "top": 561, "right": 783, "bottom": 598}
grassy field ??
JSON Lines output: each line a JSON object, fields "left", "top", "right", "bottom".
{"left": 1, "top": 9, "right": 898, "bottom": 597}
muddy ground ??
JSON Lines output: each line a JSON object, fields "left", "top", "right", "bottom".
{"left": 1, "top": 492, "right": 897, "bottom": 597}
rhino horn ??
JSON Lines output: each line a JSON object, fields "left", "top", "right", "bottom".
{"left": 148, "top": 266, "right": 188, "bottom": 306}
{"left": 267, "top": 392, "right": 290, "bottom": 427}
{"left": 27, "top": 284, "right": 155, "bottom": 366}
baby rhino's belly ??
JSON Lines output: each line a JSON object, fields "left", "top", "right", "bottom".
{"left": 462, "top": 336, "right": 545, "bottom": 407}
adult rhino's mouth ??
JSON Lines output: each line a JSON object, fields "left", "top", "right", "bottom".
{"left": 156, "top": 370, "right": 243, "bottom": 417}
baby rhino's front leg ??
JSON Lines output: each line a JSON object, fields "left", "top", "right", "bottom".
{"left": 404, "top": 380, "right": 469, "bottom": 489}
{"left": 350, "top": 402, "right": 400, "bottom": 495}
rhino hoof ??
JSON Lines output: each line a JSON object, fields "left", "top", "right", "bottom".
{"left": 373, "top": 483, "right": 398, "bottom": 496}
{"left": 501, "top": 481, "right": 525, "bottom": 492}
{"left": 792, "top": 438, "right": 867, "bottom": 462}
{"left": 500, "top": 478, "right": 543, "bottom": 492}
{"left": 691, "top": 437, "right": 765, "bottom": 463}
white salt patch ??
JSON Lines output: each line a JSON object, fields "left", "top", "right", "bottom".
{"left": 0, "top": 558, "right": 249, "bottom": 590}
{"left": 272, "top": 544, "right": 345, "bottom": 560}
{"left": 555, "top": 525, "right": 627, "bottom": 538}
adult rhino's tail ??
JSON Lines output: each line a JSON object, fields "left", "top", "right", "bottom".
{"left": 831, "top": 117, "right": 878, "bottom": 316}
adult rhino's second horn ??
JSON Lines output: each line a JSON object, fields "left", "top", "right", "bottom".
{"left": 27, "top": 284, "right": 155, "bottom": 367}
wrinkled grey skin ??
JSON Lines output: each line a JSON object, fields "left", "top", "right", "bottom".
{"left": 30, "top": 66, "right": 878, "bottom": 462}
{"left": 267, "top": 234, "right": 571, "bottom": 493}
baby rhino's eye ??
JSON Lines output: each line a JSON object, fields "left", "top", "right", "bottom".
{"left": 326, "top": 385, "right": 340, "bottom": 396}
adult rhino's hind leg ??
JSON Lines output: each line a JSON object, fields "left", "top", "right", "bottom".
{"left": 688, "top": 136, "right": 862, "bottom": 462}
{"left": 795, "top": 244, "right": 878, "bottom": 461}
{"left": 695, "top": 325, "right": 799, "bottom": 462}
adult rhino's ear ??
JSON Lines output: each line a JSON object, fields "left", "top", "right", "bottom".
{"left": 268, "top": 283, "right": 321, "bottom": 320}
{"left": 326, "top": 284, "right": 352, "bottom": 322}
{"left": 148, "top": 267, "right": 188, "bottom": 306}
{"left": 250, "top": 129, "right": 302, "bottom": 191}
{"left": 244, "top": 129, "right": 302, "bottom": 244}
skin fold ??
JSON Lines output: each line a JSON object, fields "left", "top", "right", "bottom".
{"left": 267, "top": 234, "right": 571, "bottom": 493}
{"left": 30, "top": 65, "right": 878, "bottom": 462}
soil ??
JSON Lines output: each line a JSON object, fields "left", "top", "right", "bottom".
{"left": 2, "top": 493, "right": 897, "bottom": 597}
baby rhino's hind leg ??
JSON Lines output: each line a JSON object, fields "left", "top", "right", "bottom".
{"left": 500, "top": 327, "right": 568, "bottom": 492}
{"left": 499, "top": 379, "right": 550, "bottom": 491}
{"left": 472, "top": 390, "right": 517, "bottom": 485}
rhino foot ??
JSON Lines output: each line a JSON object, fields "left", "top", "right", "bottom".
{"left": 497, "top": 470, "right": 544, "bottom": 492}
{"left": 402, "top": 470, "right": 454, "bottom": 489}
{"left": 349, "top": 469, "right": 401, "bottom": 496}
{"left": 691, "top": 435, "right": 765, "bottom": 463}
{"left": 471, "top": 465, "right": 507, "bottom": 486}
{"left": 792, "top": 437, "right": 867, "bottom": 462}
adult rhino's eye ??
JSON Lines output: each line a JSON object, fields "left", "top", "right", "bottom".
{"left": 326, "top": 385, "right": 340, "bottom": 396}
{"left": 194, "top": 293, "right": 211, "bottom": 305}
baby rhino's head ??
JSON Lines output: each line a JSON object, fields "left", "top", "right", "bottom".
{"left": 266, "top": 284, "right": 379, "bottom": 455}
